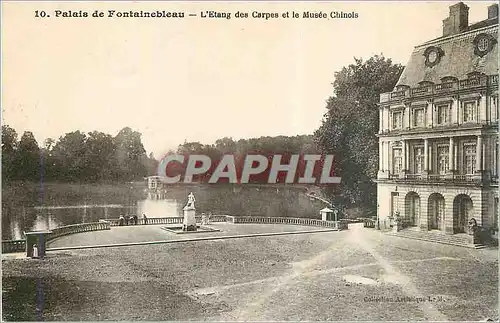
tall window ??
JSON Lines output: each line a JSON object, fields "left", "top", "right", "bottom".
{"left": 463, "top": 101, "right": 476, "bottom": 123}
{"left": 392, "top": 111, "right": 402, "bottom": 129}
{"left": 463, "top": 144, "right": 476, "bottom": 175}
{"left": 437, "top": 146, "right": 449, "bottom": 174}
{"left": 413, "top": 109, "right": 424, "bottom": 127}
{"left": 393, "top": 148, "right": 402, "bottom": 174}
{"left": 414, "top": 146, "right": 424, "bottom": 173}
{"left": 437, "top": 104, "right": 449, "bottom": 125}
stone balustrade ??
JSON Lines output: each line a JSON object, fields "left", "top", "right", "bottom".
{"left": 2, "top": 222, "right": 111, "bottom": 253}
{"left": 2, "top": 239, "right": 26, "bottom": 253}
{"left": 225, "top": 215, "right": 348, "bottom": 230}
{"left": 2, "top": 214, "right": 349, "bottom": 254}
{"left": 47, "top": 222, "right": 111, "bottom": 241}
{"left": 379, "top": 74, "right": 497, "bottom": 103}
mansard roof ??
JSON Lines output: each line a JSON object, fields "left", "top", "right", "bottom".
{"left": 395, "top": 23, "right": 498, "bottom": 89}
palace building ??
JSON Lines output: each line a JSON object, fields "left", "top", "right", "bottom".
{"left": 376, "top": 2, "right": 499, "bottom": 239}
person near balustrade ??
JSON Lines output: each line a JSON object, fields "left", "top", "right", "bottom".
{"left": 119, "top": 215, "right": 125, "bottom": 226}
{"left": 133, "top": 214, "right": 138, "bottom": 225}
{"left": 142, "top": 213, "right": 147, "bottom": 225}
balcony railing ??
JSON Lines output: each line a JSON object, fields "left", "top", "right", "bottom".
{"left": 459, "top": 77, "right": 487, "bottom": 89}
{"left": 411, "top": 85, "right": 433, "bottom": 97}
{"left": 381, "top": 75, "right": 496, "bottom": 103}
{"left": 382, "top": 173, "right": 482, "bottom": 183}
{"left": 435, "top": 82, "right": 457, "bottom": 93}
{"left": 390, "top": 90, "right": 407, "bottom": 100}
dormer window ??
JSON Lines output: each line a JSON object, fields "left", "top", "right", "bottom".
{"left": 395, "top": 85, "right": 410, "bottom": 92}
{"left": 466, "top": 71, "right": 484, "bottom": 79}
{"left": 417, "top": 81, "right": 434, "bottom": 87}
{"left": 440, "top": 76, "right": 458, "bottom": 83}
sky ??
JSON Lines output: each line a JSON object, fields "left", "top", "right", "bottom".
{"left": 2, "top": 1, "right": 495, "bottom": 158}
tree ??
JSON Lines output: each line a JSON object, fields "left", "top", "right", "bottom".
{"left": 114, "top": 127, "right": 148, "bottom": 180}
{"left": 2, "top": 125, "right": 18, "bottom": 181}
{"left": 16, "top": 131, "right": 41, "bottom": 181}
{"left": 314, "top": 55, "right": 403, "bottom": 213}
{"left": 51, "top": 131, "right": 88, "bottom": 181}
{"left": 84, "top": 131, "right": 117, "bottom": 181}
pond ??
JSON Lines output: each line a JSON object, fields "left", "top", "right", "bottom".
{"left": 2, "top": 182, "right": 319, "bottom": 240}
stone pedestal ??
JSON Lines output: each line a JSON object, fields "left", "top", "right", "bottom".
{"left": 392, "top": 220, "right": 401, "bottom": 232}
{"left": 183, "top": 206, "right": 197, "bottom": 231}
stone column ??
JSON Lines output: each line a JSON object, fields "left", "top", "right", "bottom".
{"left": 475, "top": 135, "right": 483, "bottom": 182}
{"left": 447, "top": 137, "right": 455, "bottom": 180}
{"left": 428, "top": 141, "right": 432, "bottom": 173}
{"left": 476, "top": 136, "right": 483, "bottom": 171}
{"left": 480, "top": 95, "right": 487, "bottom": 123}
{"left": 454, "top": 141, "right": 459, "bottom": 172}
{"left": 482, "top": 141, "right": 486, "bottom": 171}
{"left": 387, "top": 141, "right": 392, "bottom": 174}
{"left": 423, "top": 139, "right": 429, "bottom": 179}
{"left": 379, "top": 141, "right": 384, "bottom": 171}
{"left": 379, "top": 109, "right": 383, "bottom": 133}
{"left": 401, "top": 140, "right": 406, "bottom": 171}
{"left": 405, "top": 141, "right": 410, "bottom": 171}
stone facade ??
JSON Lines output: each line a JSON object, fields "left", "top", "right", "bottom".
{"left": 377, "top": 3, "right": 499, "bottom": 237}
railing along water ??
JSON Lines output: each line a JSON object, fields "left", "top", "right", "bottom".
{"left": 47, "top": 222, "right": 111, "bottom": 241}
{"left": 2, "top": 214, "right": 349, "bottom": 254}
{"left": 2, "top": 239, "right": 26, "bottom": 253}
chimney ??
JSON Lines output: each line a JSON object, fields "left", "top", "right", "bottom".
{"left": 443, "top": 2, "right": 469, "bottom": 37}
{"left": 488, "top": 3, "right": 498, "bottom": 19}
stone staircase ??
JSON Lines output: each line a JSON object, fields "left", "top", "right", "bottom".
{"left": 386, "top": 229, "right": 486, "bottom": 249}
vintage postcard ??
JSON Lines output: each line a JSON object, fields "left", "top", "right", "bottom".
{"left": 1, "top": 1, "right": 498, "bottom": 321}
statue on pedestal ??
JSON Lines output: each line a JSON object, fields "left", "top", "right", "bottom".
{"left": 468, "top": 218, "right": 478, "bottom": 235}
{"left": 183, "top": 192, "right": 197, "bottom": 231}
{"left": 186, "top": 192, "right": 196, "bottom": 208}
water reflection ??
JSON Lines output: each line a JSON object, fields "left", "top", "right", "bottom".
{"left": 3, "top": 199, "right": 181, "bottom": 240}
{"left": 137, "top": 199, "right": 182, "bottom": 218}
{"left": 2, "top": 185, "right": 318, "bottom": 240}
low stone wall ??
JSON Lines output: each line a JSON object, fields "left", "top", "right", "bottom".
{"left": 2, "top": 239, "right": 26, "bottom": 253}
{"left": 2, "top": 215, "right": 347, "bottom": 254}
{"left": 47, "top": 222, "right": 111, "bottom": 241}
{"left": 2, "top": 222, "right": 111, "bottom": 254}
{"left": 225, "top": 215, "right": 348, "bottom": 230}
{"left": 102, "top": 214, "right": 230, "bottom": 227}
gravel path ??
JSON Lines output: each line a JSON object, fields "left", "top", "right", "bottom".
{"left": 2, "top": 223, "right": 498, "bottom": 321}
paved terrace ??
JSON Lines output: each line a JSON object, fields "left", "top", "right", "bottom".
{"left": 2, "top": 223, "right": 498, "bottom": 321}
